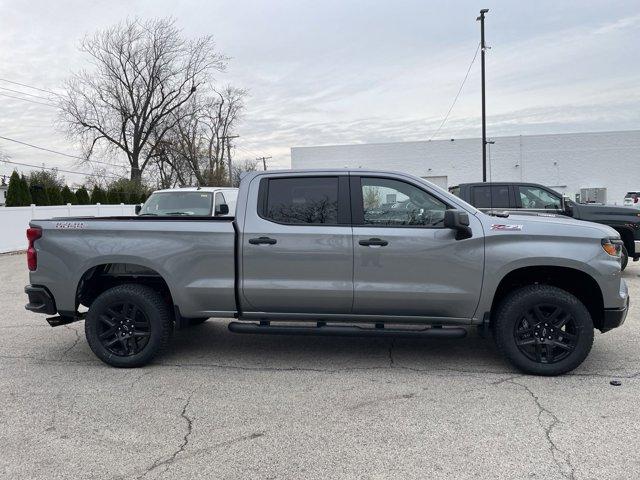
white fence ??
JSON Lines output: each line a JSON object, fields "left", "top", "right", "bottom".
{"left": 0, "top": 204, "right": 137, "bottom": 253}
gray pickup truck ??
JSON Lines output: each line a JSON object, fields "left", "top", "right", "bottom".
{"left": 24, "top": 169, "right": 629, "bottom": 375}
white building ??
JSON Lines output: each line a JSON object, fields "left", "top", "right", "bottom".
{"left": 291, "top": 130, "right": 640, "bottom": 205}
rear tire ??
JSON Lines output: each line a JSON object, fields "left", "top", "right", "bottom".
{"left": 621, "top": 245, "right": 629, "bottom": 271}
{"left": 493, "top": 285, "right": 594, "bottom": 376}
{"left": 85, "top": 284, "right": 173, "bottom": 368}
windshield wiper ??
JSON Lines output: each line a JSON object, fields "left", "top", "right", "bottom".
{"left": 139, "top": 213, "right": 158, "bottom": 216}
{"left": 164, "top": 211, "right": 192, "bottom": 216}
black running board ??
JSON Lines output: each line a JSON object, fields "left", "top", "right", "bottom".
{"left": 228, "top": 322, "right": 467, "bottom": 339}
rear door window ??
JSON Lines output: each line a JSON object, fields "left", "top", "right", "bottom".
{"left": 263, "top": 177, "right": 339, "bottom": 224}
{"left": 471, "top": 185, "right": 510, "bottom": 208}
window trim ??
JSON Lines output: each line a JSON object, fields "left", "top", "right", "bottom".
{"left": 350, "top": 175, "right": 453, "bottom": 229}
{"left": 257, "top": 175, "right": 351, "bottom": 227}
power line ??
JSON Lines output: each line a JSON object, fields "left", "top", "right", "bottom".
{"left": 1, "top": 158, "right": 124, "bottom": 179}
{"left": 0, "top": 92, "right": 58, "bottom": 108}
{"left": 428, "top": 42, "right": 481, "bottom": 141}
{"left": 237, "top": 142, "right": 271, "bottom": 160}
{"left": 237, "top": 145, "right": 271, "bottom": 161}
{"left": 0, "top": 86, "right": 55, "bottom": 101}
{"left": 0, "top": 78, "right": 61, "bottom": 96}
{"left": 0, "top": 134, "right": 128, "bottom": 169}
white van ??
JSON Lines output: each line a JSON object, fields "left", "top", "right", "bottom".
{"left": 137, "top": 187, "right": 238, "bottom": 217}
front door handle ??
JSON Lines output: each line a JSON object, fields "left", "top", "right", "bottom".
{"left": 358, "top": 238, "right": 388, "bottom": 247}
{"left": 249, "top": 236, "right": 277, "bottom": 245}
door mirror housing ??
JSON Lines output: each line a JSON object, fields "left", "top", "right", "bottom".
{"left": 444, "top": 209, "right": 472, "bottom": 240}
{"left": 215, "top": 203, "right": 229, "bottom": 216}
{"left": 562, "top": 196, "right": 573, "bottom": 216}
{"left": 134, "top": 205, "right": 142, "bottom": 215}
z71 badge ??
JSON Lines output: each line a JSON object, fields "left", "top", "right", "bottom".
{"left": 491, "top": 224, "right": 523, "bottom": 231}
{"left": 55, "top": 221, "right": 86, "bottom": 230}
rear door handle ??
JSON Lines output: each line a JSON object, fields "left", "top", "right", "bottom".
{"left": 249, "top": 236, "right": 277, "bottom": 245}
{"left": 358, "top": 238, "right": 388, "bottom": 247}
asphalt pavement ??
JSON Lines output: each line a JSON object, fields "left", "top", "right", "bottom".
{"left": 1, "top": 252, "right": 638, "bottom": 479}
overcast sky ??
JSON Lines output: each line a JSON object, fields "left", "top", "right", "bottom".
{"left": 1, "top": 0, "right": 639, "bottom": 184}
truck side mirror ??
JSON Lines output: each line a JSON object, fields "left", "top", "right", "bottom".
{"left": 562, "top": 197, "right": 573, "bottom": 216}
{"left": 215, "top": 204, "right": 229, "bottom": 216}
{"left": 135, "top": 205, "right": 142, "bottom": 215}
{"left": 444, "top": 209, "right": 472, "bottom": 240}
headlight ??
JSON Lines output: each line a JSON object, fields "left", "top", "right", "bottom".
{"left": 601, "top": 238, "right": 623, "bottom": 257}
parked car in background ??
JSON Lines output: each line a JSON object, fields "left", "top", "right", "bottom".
{"left": 24, "top": 170, "right": 628, "bottom": 376}
{"left": 136, "top": 187, "right": 238, "bottom": 217}
{"left": 623, "top": 191, "right": 640, "bottom": 209}
{"left": 450, "top": 182, "right": 640, "bottom": 270}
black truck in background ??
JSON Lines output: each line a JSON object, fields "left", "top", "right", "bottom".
{"left": 450, "top": 182, "right": 640, "bottom": 270}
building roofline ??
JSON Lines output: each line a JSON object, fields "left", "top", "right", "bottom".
{"left": 290, "top": 128, "right": 640, "bottom": 151}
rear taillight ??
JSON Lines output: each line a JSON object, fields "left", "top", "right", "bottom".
{"left": 26, "top": 227, "right": 42, "bottom": 271}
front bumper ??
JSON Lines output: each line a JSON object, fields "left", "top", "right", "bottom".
{"left": 25, "top": 285, "right": 57, "bottom": 315}
{"left": 601, "top": 296, "right": 629, "bottom": 333}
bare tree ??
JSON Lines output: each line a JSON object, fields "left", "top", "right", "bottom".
{"left": 231, "top": 158, "right": 259, "bottom": 188}
{"left": 60, "top": 17, "right": 227, "bottom": 184}
{"left": 151, "top": 86, "right": 246, "bottom": 186}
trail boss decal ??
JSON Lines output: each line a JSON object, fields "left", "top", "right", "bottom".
{"left": 491, "top": 224, "right": 523, "bottom": 231}
{"left": 55, "top": 221, "right": 86, "bottom": 230}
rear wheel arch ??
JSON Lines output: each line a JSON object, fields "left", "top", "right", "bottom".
{"left": 76, "top": 263, "right": 175, "bottom": 313}
{"left": 490, "top": 265, "right": 604, "bottom": 330}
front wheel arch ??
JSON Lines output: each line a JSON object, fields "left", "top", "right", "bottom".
{"left": 489, "top": 265, "right": 604, "bottom": 331}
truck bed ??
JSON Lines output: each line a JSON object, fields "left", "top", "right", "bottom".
{"left": 29, "top": 217, "right": 237, "bottom": 319}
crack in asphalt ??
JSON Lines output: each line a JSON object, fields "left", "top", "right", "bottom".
{"left": 509, "top": 380, "right": 577, "bottom": 480}
{"left": 348, "top": 392, "right": 417, "bottom": 410}
{"left": 58, "top": 326, "right": 80, "bottom": 360}
{"left": 136, "top": 392, "right": 195, "bottom": 479}
{"left": 388, "top": 339, "right": 395, "bottom": 367}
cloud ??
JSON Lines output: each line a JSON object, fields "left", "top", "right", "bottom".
{"left": 1, "top": 1, "right": 639, "bottom": 174}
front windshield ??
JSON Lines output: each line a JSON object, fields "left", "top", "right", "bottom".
{"left": 140, "top": 192, "right": 213, "bottom": 216}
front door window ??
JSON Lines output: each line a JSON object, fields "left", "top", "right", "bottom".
{"left": 518, "top": 186, "right": 562, "bottom": 210}
{"left": 360, "top": 177, "right": 447, "bottom": 227}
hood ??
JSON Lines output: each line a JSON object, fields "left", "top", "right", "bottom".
{"left": 573, "top": 202, "right": 640, "bottom": 216}
{"left": 479, "top": 212, "right": 619, "bottom": 239}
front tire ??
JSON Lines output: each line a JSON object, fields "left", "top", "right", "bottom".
{"left": 85, "top": 284, "right": 173, "bottom": 368}
{"left": 493, "top": 285, "right": 594, "bottom": 376}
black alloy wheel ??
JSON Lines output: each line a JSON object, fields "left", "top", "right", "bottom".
{"left": 97, "top": 302, "right": 151, "bottom": 356}
{"left": 493, "top": 284, "right": 594, "bottom": 376}
{"left": 85, "top": 284, "right": 173, "bottom": 367}
{"left": 513, "top": 304, "right": 578, "bottom": 364}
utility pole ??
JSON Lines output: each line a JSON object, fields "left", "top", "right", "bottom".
{"left": 477, "top": 8, "right": 489, "bottom": 182}
{"left": 257, "top": 156, "right": 272, "bottom": 171}
{"left": 221, "top": 134, "right": 239, "bottom": 186}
